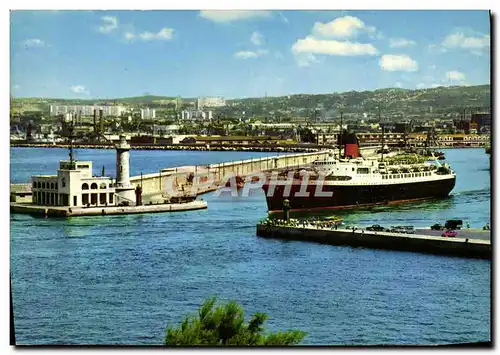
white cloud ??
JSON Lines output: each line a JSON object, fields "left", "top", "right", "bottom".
{"left": 446, "top": 70, "right": 466, "bottom": 81}
{"left": 124, "top": 32, "right": 135, "bottom": 40}
{"left": 416, "top": 83, "right": 426, "bottom": 89}
{"left": 124, "top": 28, "right": 174, "bottom": 42}
{"left": 379, "top": 54, "right": 418, "bottom": 72}
{"left": 312, "top": 16, "right": 376, "bottom": 38}
{"left": 250, "top": 31, "right": 264, "bottom": 46}
{"left": 99, "top": 16, "right": 118, "bottom": 33}
{"left": 442, "top": 32, "right": 490, "bottom": 50}
{"left": 427, "top": 44, "right": 448, "bottom": 54}
{"left": 389, "top": 38, "right": 416, "bottom": 48}
{"left": 395, "top": 82, "right": 403, "bottom": 88}
{"left": 296, "top": 53, "right": 320, "bottom": 67}
{"left": 471, "top": 50, "right": 484, "bottom": 56}
{"left": 70, "top": 85, "right": 89, "bottom": 95}
{"left": 292, "top": 36, "right": 378, "bottom": 56}
{"left": 428, "top": 64, "right": 437, "bottom": 70}
{"left": 23, "top": 38, "right": 45, "bottom": 47}
{"left": 199, "top": 10, "right": 271, "bottom": 23}
{"left": 235, "top": 51, "right": 258, "bottom": 59}
{"left": 234, "top": 49, "right": 268, "bottom": 59}
{"left": 431, "top": 83, "right": 443, "bottom": 88}
{"left": 12, "top": 84, "right": 21, "bottom": 90}
{"left": 139, "top": 28, "right": 174, "bottom": 41}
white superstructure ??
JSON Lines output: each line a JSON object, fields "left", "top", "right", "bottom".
{"left": 309, "top": 152, "right": 456, "bottom": 185}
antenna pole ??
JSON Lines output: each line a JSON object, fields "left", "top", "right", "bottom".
{"left": 68, "top": 113, "right": 75, "bottom": 169}
{"left": 379, "top": 107, "right": 384, "bottom": 162}
{"left": 339, "top": 111, "right": 343, "bottom": 159}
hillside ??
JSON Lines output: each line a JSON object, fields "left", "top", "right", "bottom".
{"left": 226, "top": 85, "right": 491, "bottom": 117}
{"left": 12, "top": 84, "right": 490, "bottom": 118}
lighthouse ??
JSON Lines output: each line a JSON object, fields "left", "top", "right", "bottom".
{"left": 115, "top": 135, "right": 136, "bottom": 205}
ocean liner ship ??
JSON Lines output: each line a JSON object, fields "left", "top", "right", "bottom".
{"left": 262, "top": 134, "right": 456, "bottom": 213}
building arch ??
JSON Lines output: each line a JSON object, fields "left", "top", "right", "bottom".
{"left": 99, "top": 183, "right": 107, "bottom": 189}
{"left": 50, "top": 182, "right": 55, "bottom": 190}
{"left": 82, "top": 183, "right": 89, "bottom": 190}
{"left": 91, "top": 183, "right": 98, "bottom": 190}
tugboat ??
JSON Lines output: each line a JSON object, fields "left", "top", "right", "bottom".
{"left": 262, "top": 132, "right": 456, "bottom": 213}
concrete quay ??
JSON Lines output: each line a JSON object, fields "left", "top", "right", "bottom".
{"left": 128, "top": 150, "right": 331, "bottom": 196}
{"left": 256, "top": 224, "right": 491, "bottom": 259}
{"left": 10, "top": 150, "right": 330, "bottom": 202}
{"left": 10, "top": 200, "right": 207, "bottom": 218}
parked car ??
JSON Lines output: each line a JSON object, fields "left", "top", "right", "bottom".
{"left": 402, "top": 226, "right": 415, "bottom": 234}
{"left": 442, "top": 230, "right": 458, "bottom": 237}
{"left": 431, "top": 223, "right": 443, "bottom": 231}
{"left": 366, "top": 224, "right": 385, "bottom": 232}
{"left": 390, "top": 226, "right": 408, "bottom": 233}
{"left": 445, "top": 219, "right": 463, "bottom": 230}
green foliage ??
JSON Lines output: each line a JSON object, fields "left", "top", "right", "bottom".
{"left": 164, "top": 297, "right": 306, "bottom": 346}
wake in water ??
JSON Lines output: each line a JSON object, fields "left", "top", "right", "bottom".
{"left": 451, "top": 188, "right": 490, "bottom": 204}
{"left": 452, "top": 188, "right": 490, "bottom": 197}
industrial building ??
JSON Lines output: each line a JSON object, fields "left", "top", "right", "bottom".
{"left": 181, "top": 110, "right": 213, "bottom": 121}
{"left": 140, "top": 108, "right": 156, "bottom": 120}
{"left": 49, "top": 105, "right": 127, "bottom": 117}
{"left": 196, "top": 97, "right": 226, "bottom": 109}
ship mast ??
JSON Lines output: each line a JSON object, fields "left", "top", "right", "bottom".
{"left": 379, "top": 107, "right": 385, "bottom": 162}
{"left": 68, "top": 113, "right": 76, "bottom": 169}
{"left": 338, "top": 111, "right": 343, "bottom": 159}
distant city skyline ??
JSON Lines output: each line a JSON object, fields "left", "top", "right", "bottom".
{"left": 10, "top": 10, "right": 491, "bottom": 99}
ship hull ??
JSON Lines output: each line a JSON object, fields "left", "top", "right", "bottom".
{"left": 262, "top": 176, "right": 456, "bottom": 213}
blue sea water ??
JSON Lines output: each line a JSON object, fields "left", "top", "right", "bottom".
{"left": 10, "top": 147, "right": 491, "bottom": 345}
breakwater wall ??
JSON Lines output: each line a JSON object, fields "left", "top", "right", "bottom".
{"left": 10, "top": 150, "right": 330, "bottom": 199}
{"left": 256, "top": 225, "right": 491, "bottom": 259}
{"left": 130, "top": 150, "right": 330, "bottom": 196}
{"left": 10, "top": 200, "right": 207, "bottom": 217}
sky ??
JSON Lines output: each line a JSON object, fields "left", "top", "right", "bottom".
{"left": 10, "top": 10, "right": 491, "bottom": 99}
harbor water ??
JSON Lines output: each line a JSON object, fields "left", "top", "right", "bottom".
{"left": 10, "top": 147, "right": 491, "bottom": 345}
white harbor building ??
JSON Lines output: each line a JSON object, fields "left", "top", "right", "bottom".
{"left": 30, "top": 135, "right": 136, "bottom": 208}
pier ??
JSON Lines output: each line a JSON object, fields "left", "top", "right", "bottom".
{"left": 128, "top": 150, "right": 331, "bottom": 197}
{"left": 10, "top": 149, "right": 332, "bottom": 209}
{"left": 10, "top": 200, "right": 207, "bottom": 217}
{"left": 131, "top": 146, "right": 382, "bottom": 198}
{"left": 10, "top": 146, "right": 389, "bottom": 203}
{"left": 256, "top": 224, "right": 491, "bottom": 259}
